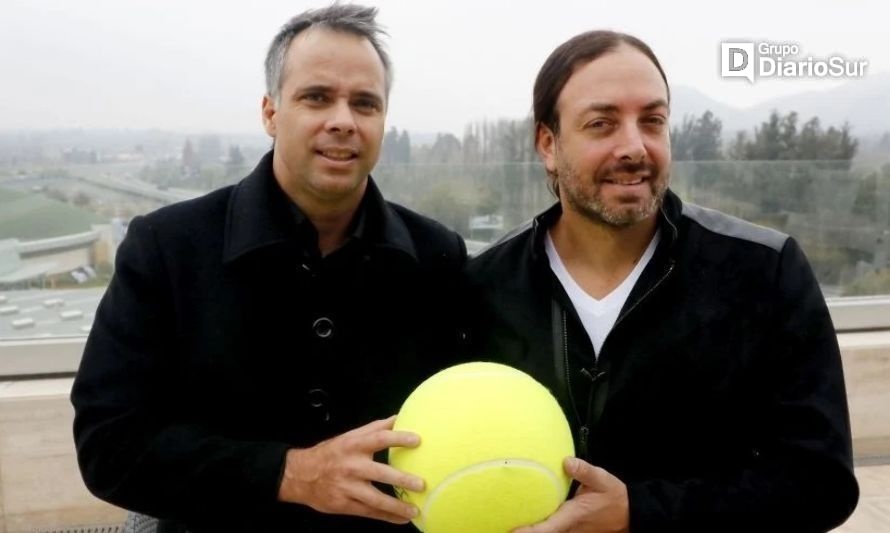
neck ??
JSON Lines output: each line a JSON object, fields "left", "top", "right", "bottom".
{"left": 309, "top": 201, "right": 362, "bottom": 257}
{"left": 273, "top": 160, "right": 367, "bottom": 257}
{"left": 549, "top": 203, "right": 659, "bottom": 298}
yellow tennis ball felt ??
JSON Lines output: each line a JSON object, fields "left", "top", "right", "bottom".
{"left": 388, "top": 362, "right": 575, "bottom": 533}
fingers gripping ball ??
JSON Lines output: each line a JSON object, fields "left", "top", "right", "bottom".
{"left": 388, "top": 362, "right": 575, "bottom": 533}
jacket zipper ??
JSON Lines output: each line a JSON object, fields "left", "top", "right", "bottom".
{"left": 563, "top": 259, "right": 676, "bottom": 457}
{"left": 561, "top": 310, "right": 584, "bottom": 446}
{"left": 608, "top": 206, "right": 680, "bottom": 330}
{"left": 613, "top": 260, "right": 676, "bottom": 330}
{"left": 609, "top": 209, "right": 680, "bottom": 331}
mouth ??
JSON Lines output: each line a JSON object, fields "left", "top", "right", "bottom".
{"left": 316, "top": 148, "right": 358, "bottom": 162}
{"left": 602, "top": 175, "right": 648, "bottom": 186}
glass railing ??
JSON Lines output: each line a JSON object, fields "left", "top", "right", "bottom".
{"left": 374, "top": 160, "right": 890, "bottom": 299}
{"left": 1, "top": 159, "right": 888, "bottom": 342}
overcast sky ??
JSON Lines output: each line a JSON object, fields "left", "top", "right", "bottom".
{"left": 2, "top": 0, "right": 887, "bottom": 136}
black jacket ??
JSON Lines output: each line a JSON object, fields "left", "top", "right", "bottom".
{"left": 466, "top": 190, "right": 858, "bottom": 532}
{"left": 71, "top": 152, "right": 466, "bottom": 532}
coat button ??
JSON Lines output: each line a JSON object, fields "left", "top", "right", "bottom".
{"left": 307, "top": 388, "right": 330, "bottom": 422}
{"left": 313, "top": 317, "right": 333, "bottom": 338}
{"left": 307, "top": 388, "right": 328, "bottom": 408}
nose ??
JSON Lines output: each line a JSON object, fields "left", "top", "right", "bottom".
{"left": 613, "top": 122, "right": 646, "bottom": 163}
{"left": 326, "top": 99, "right": 357, "bottom": 135}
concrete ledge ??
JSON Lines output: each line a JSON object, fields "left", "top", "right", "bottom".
{"left": 838, "top": 331, "right": 890, "bottom": 460}
{"left": 0, "top": 333, "right": 888, "bottom": 532}
{"left": 0, "top": 378, "right": 125, "bottom": 533}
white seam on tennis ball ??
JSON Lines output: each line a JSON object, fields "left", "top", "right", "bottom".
{"left": 417, "top": 458, "right": 563, "bottom": 531}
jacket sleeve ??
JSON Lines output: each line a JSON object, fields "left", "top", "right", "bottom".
{"left": 71, "top": 216, "right": 292, "bottom": 522}
{"left": 625, "top": 237, "right": 859, "bottom": 532}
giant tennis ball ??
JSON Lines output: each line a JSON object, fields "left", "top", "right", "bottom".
{"left": 388, "top": 362, "right": 574, "bottom": 533}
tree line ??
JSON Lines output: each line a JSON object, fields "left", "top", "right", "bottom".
{"left": 379, "top": 118, "right": 536, "bottom": 166}
{"left": 672, "top": 110, "right": 858, "bottom": 164}
{"left": 378, "top": 110, "right": 863, "bottom": 166}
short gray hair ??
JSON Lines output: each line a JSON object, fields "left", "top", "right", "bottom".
{"left": 264, "top": 3, "right": 392, "bottom": 104}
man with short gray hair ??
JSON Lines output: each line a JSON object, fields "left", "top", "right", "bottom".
{"left": 72, "top": 5, "right": 466, "bottom": 531}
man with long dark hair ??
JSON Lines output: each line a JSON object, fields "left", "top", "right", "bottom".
{"left": 468, "top": 30, "right": 858, "bottom": 532}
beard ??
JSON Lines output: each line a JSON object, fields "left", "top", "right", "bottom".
{"left": 556, "top": 155, "right": 669, "bottom": 228}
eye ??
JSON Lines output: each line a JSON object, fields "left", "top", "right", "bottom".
{"left": 644, "top": 115, "right": 667, "bottom": 126}
{"left": 353, "top": 98, "right": 382, "bottom": 113}
{"left": 301, "top": 92, "right": 328, "bottom": 104}
{"left": 585, "top": 119, "right": 611, "bottom": 130}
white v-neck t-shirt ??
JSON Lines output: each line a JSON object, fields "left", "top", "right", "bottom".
{"left": 545, "top": 229, "right": 660, "bottom": 357}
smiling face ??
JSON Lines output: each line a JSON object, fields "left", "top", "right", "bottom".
{"left": 261, "top": 27, "right": 386, "bottom": 210}
{"left": 536, "top": 44, "right": 671, "bottom": 228}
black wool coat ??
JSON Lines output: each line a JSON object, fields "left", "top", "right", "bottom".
{"left": 72, "top": 152, "right": 467, "bottom": 532}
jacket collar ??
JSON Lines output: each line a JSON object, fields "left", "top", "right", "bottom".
{"left": 223, "top": 151, "right": 417, "bottom": 264}
{"left": 528, "top": 188, "right": 683, "bottom": 262}
{"left": 363, "top": 180, "right": 419, "bottom": 261}
{"left": 657, "top": 188, "right": 682, "bottom": 249}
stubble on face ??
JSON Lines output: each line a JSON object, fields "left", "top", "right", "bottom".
{"left": 555, "top": 148, "right": 669, "bottom": 228}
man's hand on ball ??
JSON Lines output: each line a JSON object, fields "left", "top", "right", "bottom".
{"left": 513, "top": 457, "right": 629, "bottom": 533}
{"left": 277, "top": 415, "right": 425, "bottom": 524}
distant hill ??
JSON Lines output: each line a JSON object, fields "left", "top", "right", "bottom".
{"left": 405, "top": 74, "right": 890, "bottom": 146}
{"left": 672, "top": 72, "right": 890, "bottom": 137}
{"left": 5, "top": 73, "right": 888, "bottom": 153}
{"left": 670, "top": 86, "right": 751, "bottom": 134}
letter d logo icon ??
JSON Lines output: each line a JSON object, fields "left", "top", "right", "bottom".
{"left": 721, "top": 42, "right": 755, "bottom": 83}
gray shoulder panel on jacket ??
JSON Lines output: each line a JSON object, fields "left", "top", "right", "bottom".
{"left": 494, "top": 218, "right": 534, "bottom": 246}
{"left": 471, "top": 218, "right": 534, "bottom": 258}
{"left": 681, "top": 202, "right": 788, "bottom": 252}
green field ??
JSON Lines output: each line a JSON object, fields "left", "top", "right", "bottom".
{"left": 0, "top": 186, "right": 106, "bottom": 240}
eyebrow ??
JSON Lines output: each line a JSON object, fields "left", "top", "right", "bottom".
{"left": 643, "top": 99, "right": 670, "bottom": 111}
{"left": 290, "top": 84, "right": 332, "bottom": 99}
{"left": 583, "top": 99, "right": 670, "bottom": 114}
{"left": 289, "top": 85, "right": 383, "bottom": 103}
{"left": 353, "top": 90, "right": 384, "bottom": 103}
